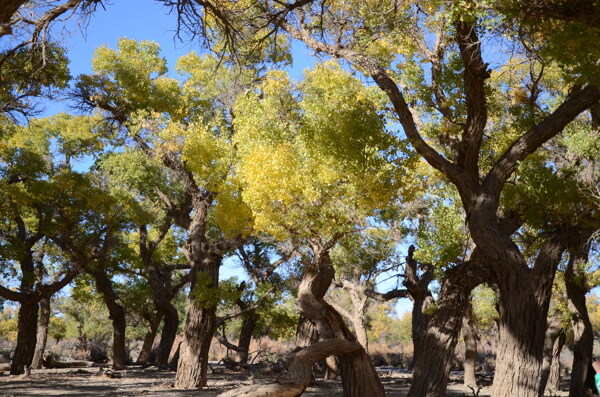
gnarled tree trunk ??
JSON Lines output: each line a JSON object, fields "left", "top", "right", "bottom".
{"left": 407, "top": 263, "right": 479, "bottom": 397}
{"left": 296, "top": 247, "right": 384, "bottom": 397}
{"left": 174, "top": 243, "right": 222, "bottom": 389}
{"left": 540, "top": 312, "right": 564, "bottom": 394}
{"left": 31, "top": 295, "right": 51, "bottom": 369}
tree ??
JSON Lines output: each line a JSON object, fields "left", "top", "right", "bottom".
{"left": 74, "top": 39, "right": 254, "bottom": 388}
{"left": 214, "top": 3, "right": 600, "bottom": 396}
{"left": 99, "top": 149, "right": 191, "bottom": 369}
{"left": 232, "top": 63, "right": 409, "bottom": 397}
{"left": 0, "top": 114, "right": 111, "bottom": 373}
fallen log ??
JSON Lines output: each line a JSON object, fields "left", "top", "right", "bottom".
{"left": 43, "top": 356, "right": 108, "bottom": 369}
{"left": 217, "top": 339, "right": 362, "bottom": 397}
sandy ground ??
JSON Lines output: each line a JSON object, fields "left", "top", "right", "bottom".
{"left": 0, "top": 367, "right": 569, "bottom": 396}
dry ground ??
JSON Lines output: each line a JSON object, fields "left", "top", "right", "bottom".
{"left": 0, "top": 367, "right": 569, "bottom": 396}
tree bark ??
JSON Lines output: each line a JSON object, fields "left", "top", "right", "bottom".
{"left": 296, "top": 248, "right": 385, "bottom": 397}
{"left": 174, "top": 246, "right": 222, "bottom": 388}
{"left": 546, "top": 330, "right": 565, "bottom": 394}
{"left": 565, "top": 241, "right": 594, "bottom": 397}
{"left": 157, "top": 303, "right": 179, "bottom": 369}
{"left": 237, "top": 312, "right": 257, "bottom": 364}
{"left": 540, "top": 312, "right": 563, "bottom": 393}
{"left": 31, "top": 295, "right": 51, "bottom": 369}
{"left": 93, "top": 271, "right": 127, "bottom": 370}
{"left": 407, "top": 264, "right": 478, "bottom": 397}
{"left": 136, "top": 311, "right": 163, "bottom": 366}
{"left": 217, "top": 339, "right": 362, "bottom": 397}
{"left": 462, "top": 304, "right": 478, "bottom": 389}
{"left": 10, "top": 299, "right": 39, "bottom": 374}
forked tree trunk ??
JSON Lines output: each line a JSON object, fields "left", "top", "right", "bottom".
{"left": 137, "top": 312, "right": 163, "bottom": 365}
{"left": 174, "top": 249, "right": 222, "bottom": 389}
{"left": 31, "top": 295, "right": 51, "bottom": 369}
{"left": 296, "top": 249, "right": 384, "bottom": 397}
{"left": 462, "top": 305, "right": 478, "bottom": 389}
{"left": 11, "top": 299, "right": 39, "bottom": 374}
{"left": 94, "top": 272, "right": 127, "bottom": 370}
{"left": 565, "top": 242, "right": 594, "bottom": 397}
{"left": 407, "top": 264, "right": 477, "bottom": 397}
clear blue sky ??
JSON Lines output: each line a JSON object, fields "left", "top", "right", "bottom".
{"left": 49, "top": 0, "right": 413, "bottom": 316}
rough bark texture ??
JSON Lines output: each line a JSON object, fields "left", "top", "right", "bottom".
{"left": 157, "top": 304, "right": 179, "bottom": 369}
{"left": 546, "top": 330, "right": 565, "bottom": 394}
{"left": 280, "top": 9, "right": 600, "bottom": 397}
{"left": 31, "top": 295, "right": 51, "bottom": 369}
{"left": 407, "top": 263, "right": 479, "bottom": 397}
{"left": 404, "top": 245, "right": 434, "bottom": 366}
{"left": 296, "top": 246, "right": 384, "bottom": 397}
{"left": 566, "top": 241, "right": 594, "bottom": 397}
{"left": 11, "top": 299, "right": 39, "bottom": 374}
{"left": 540, "top": 312, "right": 563, "bottom": 394}
{"left": 174, "top": 243, "right": 222, "bottom": 389}
{"left": 93, "top": 271, "right": 127, "bottom": 370}
{"left": 462, "top": 305, "right": 478, "bottom": 389}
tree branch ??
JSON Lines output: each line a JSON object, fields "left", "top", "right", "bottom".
{"left": 484, "top": 85, "right": 600, "bottom": 199}
{"left": 455, "top": 19, "right": 489, "bottom": 184}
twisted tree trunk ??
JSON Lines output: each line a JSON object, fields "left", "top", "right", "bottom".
{"left": 295, "top": 248, "right": 384, "bottom": 397}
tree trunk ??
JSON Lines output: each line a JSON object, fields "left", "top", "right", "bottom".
{"left": 540, "top": 312, "right": 563, "bottom": 393}
{"left": 10, "top": 299, "right": 39, "bottom": 374}
{"left": 566, "top": 242, "right": 594, "bottom": 397}
{"left": 93, "top": 272, "right": 127, "bottom": 370}
{"left": 174, "top": 248, "right": 222, "bottom": 389}
{"left": 141, "top": 239, "right": 180, "bottom": 370}
{"left": 407, "top": 265, "right": 477, "bottom": 397}
{"left": 157, "top": 303, "right": 179, "bottom": 369}
{"left": 492, "top": 288, "right": 548, "bottom": 397}
{"left": 352, "top": 318, "right": 368, "bottom": 353}
{"left": 546, "top": 330, "right": 565, "bottom": 394}
{"left": 137, "top": 312, "right": 163, "bottom": 366}
{"left": 31, "top": 295, "right": 51, "bottom": 369}
{"left": 237, "top": 312, "right": 257, "bottom": 364}
{"left": 296, "top": 250, "right": 385, "bottom": 397}
{"left": 462, "top": 305, "right": 478, "bottom": 389}
{"left": 217, "top": 339, "right": 362, "bottom": 397}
